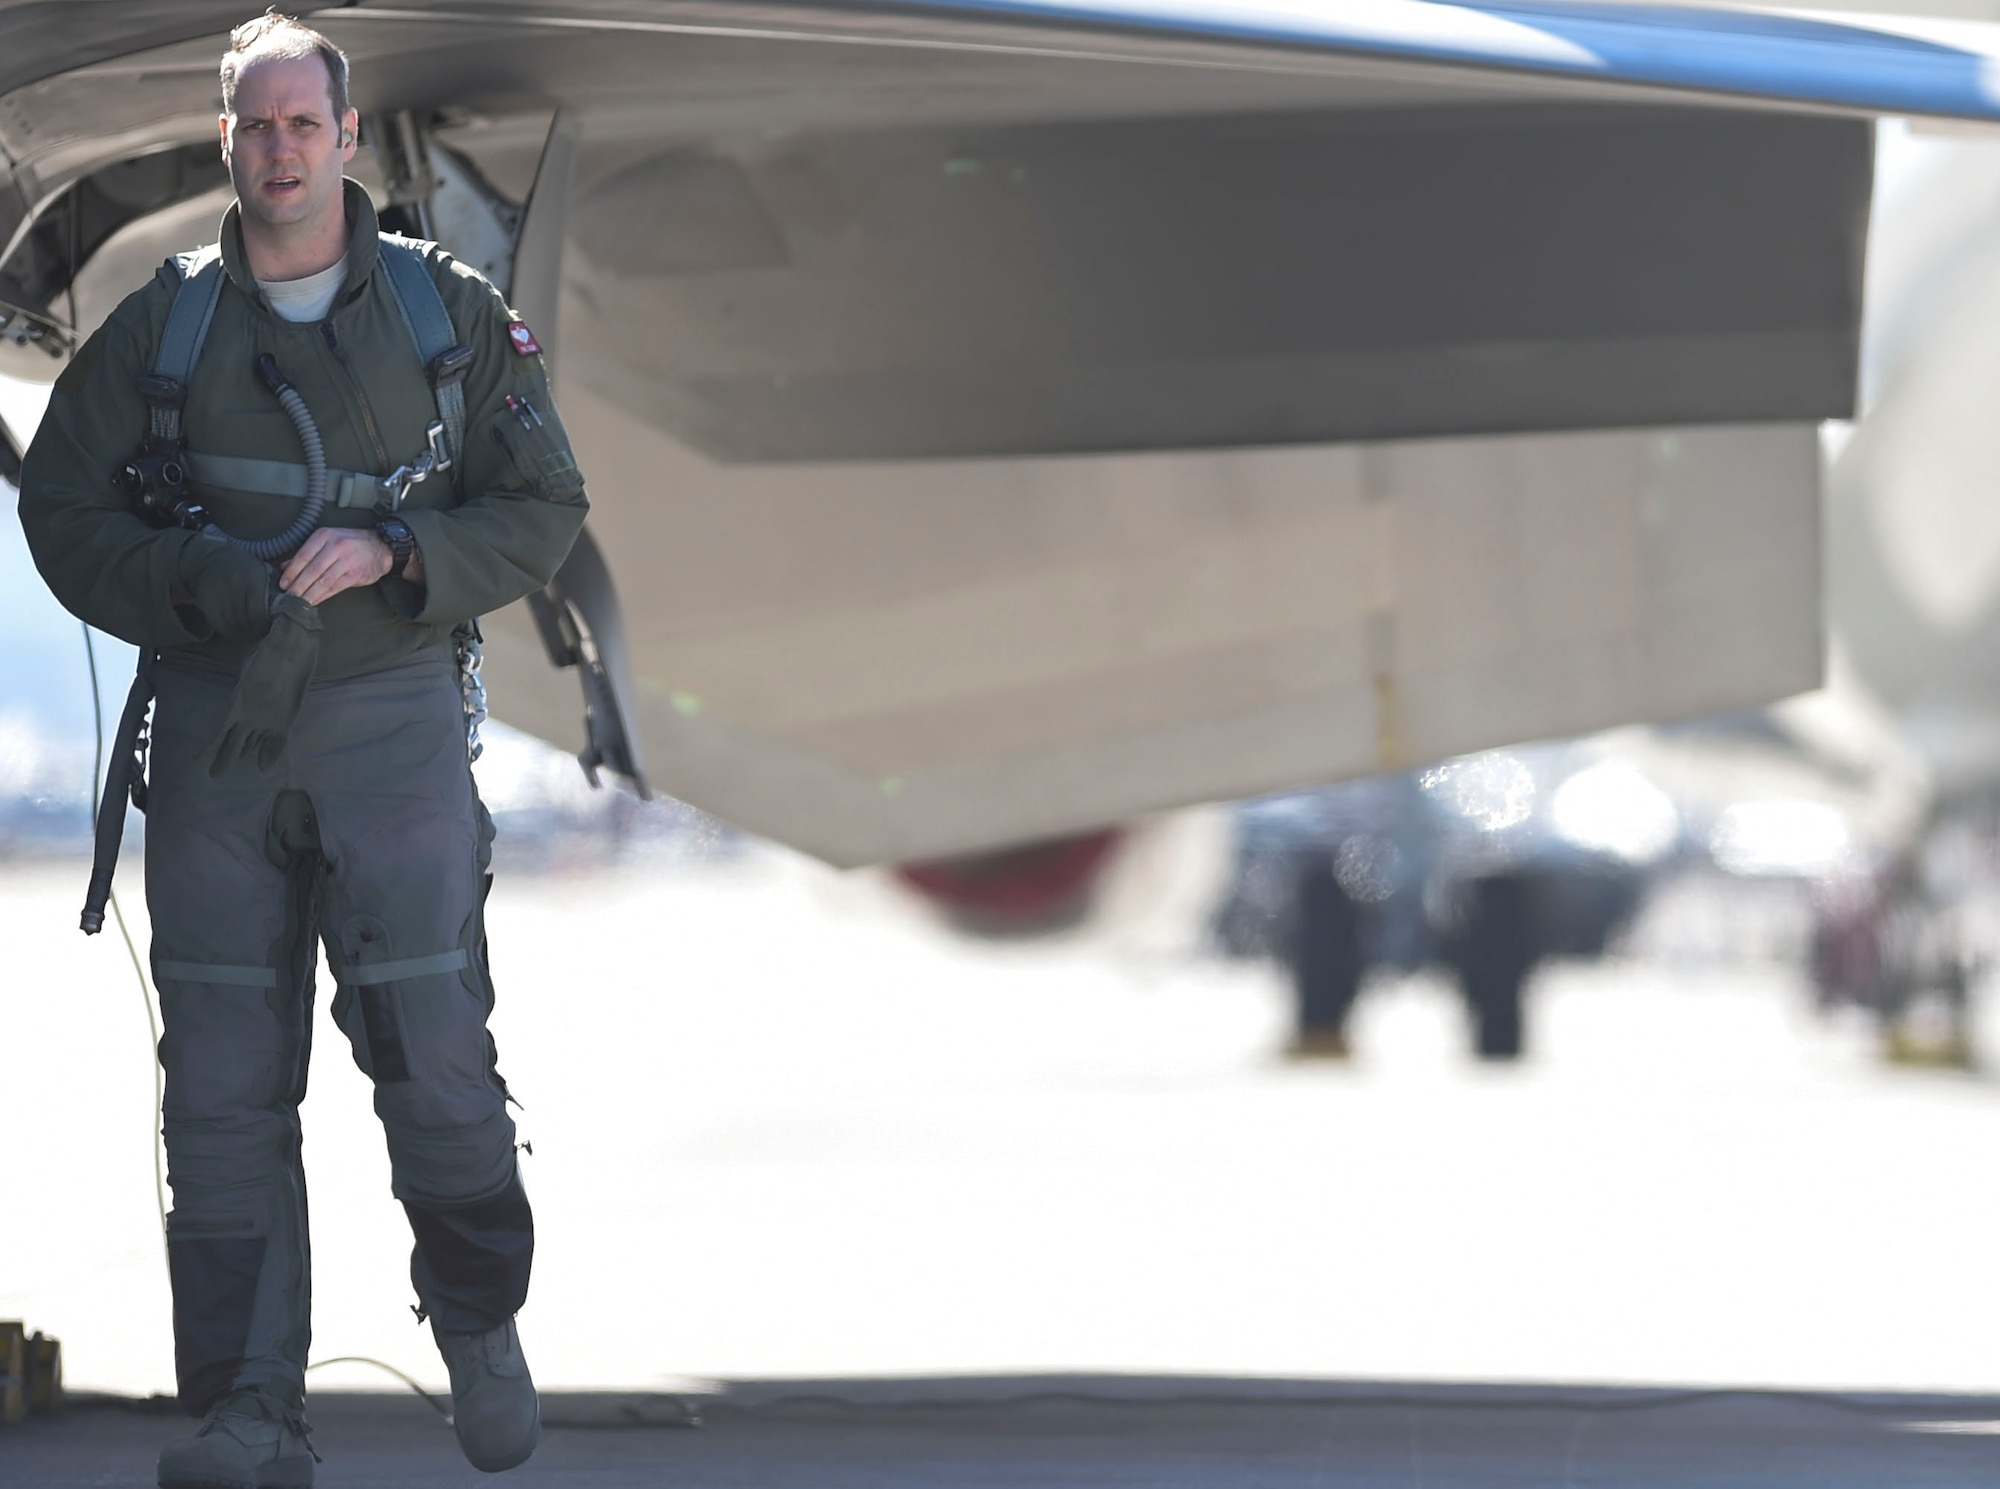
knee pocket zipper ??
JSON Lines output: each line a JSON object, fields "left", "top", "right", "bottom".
{"left": 336, "top": 916, "right": 413, "bottom": 1083}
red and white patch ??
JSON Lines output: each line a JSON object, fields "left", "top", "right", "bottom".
{"left": 507, "top": 322, "right": 543, "bottom": 357}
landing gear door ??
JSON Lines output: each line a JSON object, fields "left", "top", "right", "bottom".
{"left": 523, "top": 526, "right": 651, "bottom": 798}
{"left": 499, "top": 112, "right": 642, "bottom": 792}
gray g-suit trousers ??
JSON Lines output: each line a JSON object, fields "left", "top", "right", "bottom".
{"left": 144, "top": 648, "right": 532, "bottom": 1415}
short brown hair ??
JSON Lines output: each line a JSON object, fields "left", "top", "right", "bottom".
{"left": 220, "top": 10, "right": 350, "bottom": 122}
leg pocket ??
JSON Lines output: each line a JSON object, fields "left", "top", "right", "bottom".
{"left": 330, "top": 915, "right": 467, "bottom": 1084}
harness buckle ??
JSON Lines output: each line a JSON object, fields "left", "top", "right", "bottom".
{"left": 426, "top": 343, "right": 474, "bottom": 390}
{"left": 134, "top": 373, "right": 186, "bottom": 411}
{"left": 377, "top": 420, "right": 452, "bottom": 512}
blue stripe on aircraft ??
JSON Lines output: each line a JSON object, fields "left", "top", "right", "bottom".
{"left": 900, "top": 0, "right": 2000, "bottom": 119}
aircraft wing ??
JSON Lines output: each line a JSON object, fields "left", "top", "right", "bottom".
{"left": 4, "top": 0, "right": 2000, "bottom": 127}
{"left": 4, "top": 0, "right": 1993, "bottom": 863}
{"left": 901, "top": 0, "right": 2000, "bottom": 117}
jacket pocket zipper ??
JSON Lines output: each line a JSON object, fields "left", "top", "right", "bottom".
{"left": 320, "top": 318, "right": 391, "bottom": 474}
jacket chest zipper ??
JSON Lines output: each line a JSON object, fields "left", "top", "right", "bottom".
{"left": 319, "top": 318, "right": 392, "bottom": 473}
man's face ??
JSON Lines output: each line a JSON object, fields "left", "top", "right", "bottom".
{"left": 219, "top": 55, "right": 357, "bottom": 238}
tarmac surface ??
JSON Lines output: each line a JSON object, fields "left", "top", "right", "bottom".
{"left": 15, "top": 848, "right": 2000, "bottom": 1488}
{"left": 11, "top": 1368, "right": 2000, "bottom": 1489}
{"left": 10, "top": 1378, "right": 2000, "bottom": 1487}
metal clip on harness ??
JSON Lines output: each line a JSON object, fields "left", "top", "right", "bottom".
{"left": 379, "top": 420, "right": 452, "bottom": 513}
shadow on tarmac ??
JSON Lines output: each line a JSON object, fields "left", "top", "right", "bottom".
{"left": 5, "top": 1376, "right": 2000, "bottom": 1486}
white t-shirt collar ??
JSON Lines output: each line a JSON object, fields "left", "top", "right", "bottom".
{"left": 258, "top": 256, "right": 349, "bottom": 324}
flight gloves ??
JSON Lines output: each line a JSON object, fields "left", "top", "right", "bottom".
{"left": 207, "top": 592, "right": 321, "bottom": 778}
{"left": 179, "top": 537, "right": 274, "bottom": 643}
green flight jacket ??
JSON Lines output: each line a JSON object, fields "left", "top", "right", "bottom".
{"left": 17, "top": 181, "right": 588, "bottom": 680}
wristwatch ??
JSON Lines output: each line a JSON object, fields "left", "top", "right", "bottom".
{"left": 375, "top": 515, "right": 417, "bottom": 578}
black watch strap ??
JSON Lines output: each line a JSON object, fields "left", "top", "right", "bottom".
{"left": 375, "top": 516, "right": 416, "bottom": 578}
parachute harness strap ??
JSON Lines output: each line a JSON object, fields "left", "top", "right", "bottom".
{"left": 147, "top": 245, "right": 226, "bottom": 448}
{"left": 377, "top": 237, "right": 471, "bottom": 483}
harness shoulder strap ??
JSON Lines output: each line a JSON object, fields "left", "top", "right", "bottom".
{"left": 377, "top": 235, "right": 467, "bottom": 473}
{"left": 153, "top": 238, "right": 467, "bottom": 496}
{"left": 148, "top": 245, "right": 225, "bottom": 446}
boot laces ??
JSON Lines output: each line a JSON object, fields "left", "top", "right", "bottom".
{"left": 204, "top": 1389, "right": 322, "bottom": 1464}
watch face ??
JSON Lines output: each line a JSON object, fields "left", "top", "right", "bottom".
{"left": 377, "top": 517, "right": 414, "bottom": 574}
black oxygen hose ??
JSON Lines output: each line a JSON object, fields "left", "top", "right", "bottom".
{"left": 207, "top": 354, "right": 326, "bottom": 561}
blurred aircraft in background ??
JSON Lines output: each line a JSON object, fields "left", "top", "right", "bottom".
{"left": 1211, "top": 702, "right": 1928, "bottom": 1060}
{"left": 1224, "top": 110, "right": 2000, "bottom": 1063}
{"left": 6, "top": 0, "right": 2000, "bottom": 1027}
{"left": 1216, "top": 743, "right": 1660, "bottom": 1059}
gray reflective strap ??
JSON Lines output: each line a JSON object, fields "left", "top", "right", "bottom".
{"left": 150, "top": 246, "right": 226, "bottom": 444}
{"left": 335, "top": 948, "right": 468, "bottom": 986}
{"left": 183, "top": 450, "right": 387, "bottom": 510}
{"left": 155, "top": 959, "right": 278, "bottom": 988}
{"left": 376, "top": 237, "right": 466, "bottom": 473}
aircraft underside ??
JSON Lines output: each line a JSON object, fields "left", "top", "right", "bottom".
{"left": 0, "top": 0, "right": 1961, "bottom": 867}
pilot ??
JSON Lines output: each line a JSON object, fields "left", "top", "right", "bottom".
{"left": 15, "top": 11, "right": 586, "bottom": 1485}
